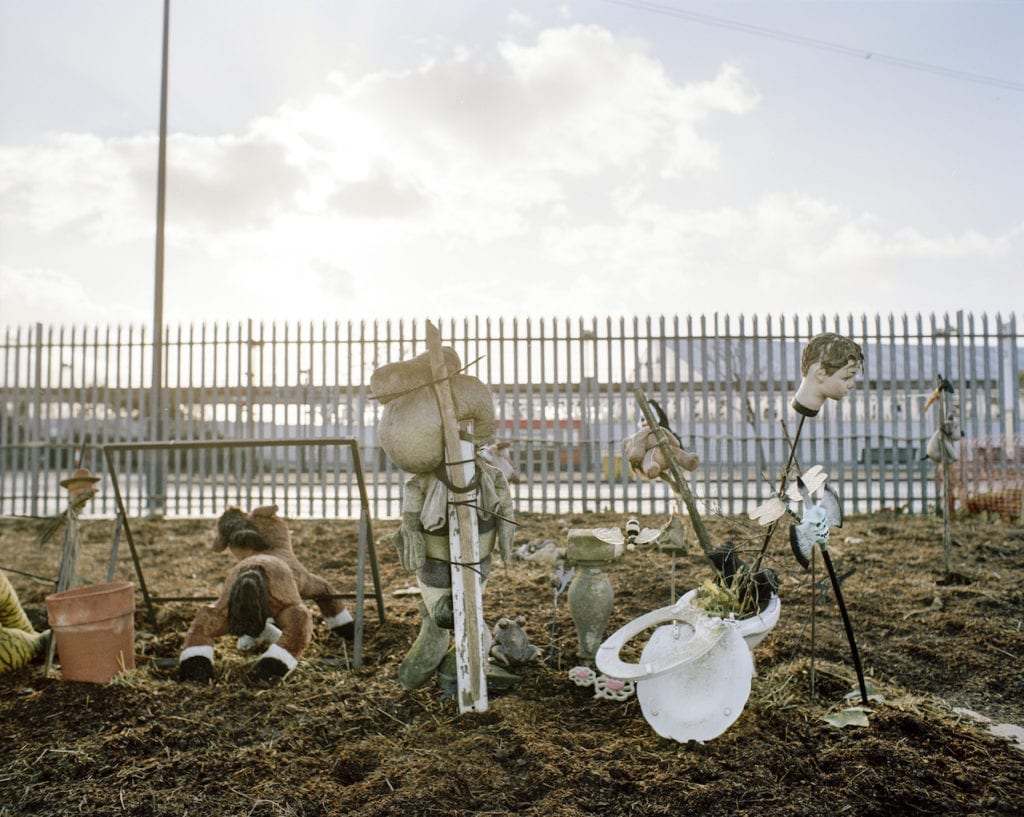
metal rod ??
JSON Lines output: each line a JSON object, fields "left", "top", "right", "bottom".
{"left": 104, "top": 446, "right": 158, "bottom": 630}
{"left": 751, "top": 412, "right": 807, "bottom": 574}
{"left": 820, "top": 545, "right": 870, "bottom": 705}
{"left": 353, "top": 510, "right": 368, "bottom": 670}
{"left": 106, "top": 513, "right": 123, "bottom": 583}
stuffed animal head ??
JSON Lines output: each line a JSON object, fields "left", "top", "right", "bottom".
{"left": 212, "top": 505, "right": 291, "bottom": 556}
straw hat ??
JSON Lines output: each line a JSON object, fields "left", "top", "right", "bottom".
{"left": 60, "top": 467, "right": 101, "bottom": 490}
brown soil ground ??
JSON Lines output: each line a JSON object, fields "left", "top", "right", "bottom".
{"left": 1, "top": 508, "right": 1023, "bottom": 817}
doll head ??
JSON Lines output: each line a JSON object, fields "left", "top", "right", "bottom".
{"left": 792, "top": 333, "right": 863, "bottom": 417}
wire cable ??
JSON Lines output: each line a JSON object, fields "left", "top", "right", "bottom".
{"left": 600, "top": 0, "right": 1024, "bottom": 92}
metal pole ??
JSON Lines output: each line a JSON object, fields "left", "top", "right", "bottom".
{"left": 149, "top": 0, "right": 170, "bottom": 516}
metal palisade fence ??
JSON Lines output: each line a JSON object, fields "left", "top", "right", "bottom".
{"left": 1, "top": 313, "right": 1021, "bottom": 521}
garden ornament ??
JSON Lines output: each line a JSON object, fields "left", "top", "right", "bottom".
{"left": 490, "top": 616, "right": 540, "bottom": 667}
{"left": 59, "top": 467, "right": 101, "bottom": 506}
{"left": 631, "top": 390, "right": 716, "bottom": 561}
{"left": 480, "top": 440, "right": 521, "bottom": 484}
{"left": 567, "top": 664, "right": 636, "bottom": 701}
{"left": 756, "top": 333, "right": 858, "bottom": 572}
{"left": 623, "top": 397, "right": 699, "bottom": 481}
{"left": 625, "top": 517, "right": 641, "bottom": 545}
{"left": 371, "top": 346, "right": 497, "bottom": 474}
{"left": 622, "top": 424, "right": 699, "bottom": 482}
{"left": 749, "top": 464, "right": 828, "bottom": 527}
{"left": 786, "top": 481, "right": 870, "bottom": 705}
{"left": 514, "top": 540, "right": 564, "bottom": 567}
{"left": 923, "top": 374, "right": 954, "bottom": 412}
{"left": 925, "top": 411, "right": 963, "bottom": 463}
{"left": 392, "top": 460, "right": 514, "bottom": 690}
{"left": 375, "top": 336, "right": 515, "bottom": 706}
{"left": 922, "top": 375, "right": 960, "bottom": 576}
{"left": 769, "top": 332, "right": 867, "bottom": 709}
{"left": 40, "top": 464, "right": 103, "bottom": 676}
{"left": 655, "top": 514, "right": 688, "bottom": 553}
{"left": 566, "top": 528, "right": 623, "bottom": 664}
{"left": 560, "top": 530, "right": 638, "bottom": 702}
{"left": 788, "top": 475, "right": 843, "bottom": 570}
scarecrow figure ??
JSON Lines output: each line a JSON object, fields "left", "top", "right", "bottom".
{"left": 53, "top": 467, "right": 102, "bottom": 590}
{"left": 36, "top": 466, "right": 103, "bottom": 676}
{"left": 371, "top": 346, "right": 517, "bottom": 690}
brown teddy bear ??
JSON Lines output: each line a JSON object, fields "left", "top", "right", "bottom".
{"left": 622, "top": 425, "right": 699, "bottom": 481}
{"left": 178, "top": 505, "right": 354, "bottom": 682}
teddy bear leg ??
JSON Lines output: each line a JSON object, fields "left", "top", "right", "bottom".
{"left": 178, "top": 606, "right": 227, "bottom": 683}
{"left": 251, "top": 604, "right": 312, "bottom": 681}
{"left": 303, "top": 577, "right": 355, "bottom": 641}
{"left": 324, "top": 608, "right": 355, "bottom": 640}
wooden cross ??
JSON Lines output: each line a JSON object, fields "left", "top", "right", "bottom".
{"left": 426, "top": 321, "right": 488, "bottom": 713}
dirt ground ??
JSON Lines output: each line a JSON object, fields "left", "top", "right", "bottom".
{"left": 1, "top": 506, "right": 1023, "bottom": 817}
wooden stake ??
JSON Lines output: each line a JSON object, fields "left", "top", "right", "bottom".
{"left": 426, "top": 321, "right": 488, "bottom": 713}
{"left": 634, "top": 390, "right": 713, "bottom": 558}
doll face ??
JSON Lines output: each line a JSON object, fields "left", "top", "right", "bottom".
{"left": 793, "top": 359, "right": 861, "bottom": 415}
{"left": 816, "top": 359, "right": 861, "bottom": 401}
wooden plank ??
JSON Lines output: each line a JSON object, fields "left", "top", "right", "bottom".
{"left": 425, "top": 320, "right": 488, "bottom": 713}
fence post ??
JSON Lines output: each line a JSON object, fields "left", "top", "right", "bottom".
{"left": 30, "top": 323, "right": 43, "bottom": 517}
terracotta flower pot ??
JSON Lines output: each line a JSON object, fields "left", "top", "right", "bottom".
{"left": 45, "top": 582, "right": 136, "bottom": 683}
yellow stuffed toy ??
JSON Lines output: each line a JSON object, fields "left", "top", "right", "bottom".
{"left": 0, "top": 571, "right": 50, "bottom": 672}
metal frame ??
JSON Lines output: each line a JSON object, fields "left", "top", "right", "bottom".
{"left": 101, "top": 437, "right": 385, "bottom": 669}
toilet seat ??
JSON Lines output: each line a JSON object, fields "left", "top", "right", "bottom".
{"left": 596, "top": 590, "right": 780, "bottom": 682}
{"left": 596, "top": 601, "right": 725, "bottom": 681}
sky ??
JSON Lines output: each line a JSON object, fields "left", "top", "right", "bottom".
{"left": 0, "top": 0, "right": 1021, "bottom": 330}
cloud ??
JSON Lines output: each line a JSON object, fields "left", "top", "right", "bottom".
{"left": 0, "top": 266, "right": 144, "bottom": 326}
{"left": 165, "top": 133, "right": 306, "bottom": 228}
{"left": 531, "top": 192, "right": 1022, "bottom": 319}
{"left": 0, "top": 20, "right": 1018, "bottom": 329}
{"left": 0, "top": 132, "right": 154, "bottom": 244}
{"left": 327, "top": 162, "right": 428, "bottom": 218}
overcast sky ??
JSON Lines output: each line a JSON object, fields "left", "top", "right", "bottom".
{"left": 1, "top": 1, "right": 1021, "bottom": 330}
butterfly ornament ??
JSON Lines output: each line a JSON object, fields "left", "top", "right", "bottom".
{"left": 748, "top": 464, "right": 828, "bottom": 527}
{"left": 788, "top": 472, "right": 843, "bottom": 570}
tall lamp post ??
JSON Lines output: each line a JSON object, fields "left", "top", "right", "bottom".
{"left": 149, "top": 0, "right": 170, "bottom": 516}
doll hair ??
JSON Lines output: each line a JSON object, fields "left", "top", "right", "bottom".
{"left": 800, "top": 333, "right": 864, "bottom": 376}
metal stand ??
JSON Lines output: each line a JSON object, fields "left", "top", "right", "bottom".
{"left": 101, "top": 437, "right": 385, "bottom": 670}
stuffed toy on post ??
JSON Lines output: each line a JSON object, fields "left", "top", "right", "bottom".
{"left": 371, "top": 345, "right": 518, "bottom": 691}
{"left": 622, "top": 425, "right": 699, "bottom": 481}
{"left": 178, "top": 505, "right": 355, "bottom": 683}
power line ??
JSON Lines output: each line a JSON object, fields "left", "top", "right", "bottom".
{"left": 600, "top": 0, "right": 1024, "bottom": 92}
